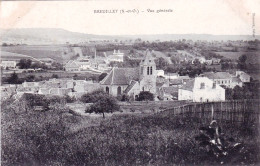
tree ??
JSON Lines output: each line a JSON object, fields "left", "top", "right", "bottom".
{"left": 51, "top": 74, "right": 59, "bottom": 79}
{"left": 51, "top": 62, "right": 64, "bottom": 70}
{"left": 17, "top": 59, "right": 32, "bottom": 69}
{"left": 237, "top": 54, "right": 247, "bottom": 70}
{"left": 2, "top": 43, "right": 8, "bottom": 46}
{"left": 25, "top": 75, "right": 35, "bottom": 82}
{"left": 137, "top": 91, "right": 154, "bottom": 101}
{"left": 73, "top": 74, "right": 78, "bottom": 80}
{"left": 7, "top": 72, "right": 20, "bottom": 84}
{"left": 155, "top": 57, "right": 169, "bottom": 70}
{"left": 85, "top": 91, "right": 119, "bottom": 118}
{"left": 80, "top": 89, "right": 106, "bottom": 103}
{"left": 31, "top": 62, "right": 47, "bottom": 69}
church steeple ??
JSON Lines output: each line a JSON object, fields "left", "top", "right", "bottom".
{"left": 140, "top": 49, "right": 156, "bottom": 78}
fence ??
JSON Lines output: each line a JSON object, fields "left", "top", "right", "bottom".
{"left": 160, "top": 99, "right": 260, "bottom": 124}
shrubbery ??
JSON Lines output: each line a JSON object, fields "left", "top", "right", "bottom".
{"left": 80, "top": 89, "right": 105, "bottom": 103}
{"left": 82, "top": 90, "right": 120, "bottom": 118}
{"left": 137, "top": 91, "right": 154, "bottom": 101}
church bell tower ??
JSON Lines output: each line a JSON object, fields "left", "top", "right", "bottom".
{"left": 139, "top": 50, "right": 157, "bottom": 94}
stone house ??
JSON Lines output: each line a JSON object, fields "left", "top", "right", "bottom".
{"left": 236, "top": 71, "right": 251, "bottom": 83}
{"left": 178, "top": 77, "right": 225, "bottom": 102}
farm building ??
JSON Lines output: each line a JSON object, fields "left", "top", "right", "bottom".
{"left": 158, "top": 86, "right": 179, "bottom": 101}
{"left": 236, "top": 71, "right": 251, "bottom": 83}
{"left": 1, "top": 60, "right": 17, "bottom": 69}
{"left": 201, "top": 72, "right": 243, "bottom": 88}
{"left": 106, "top": 50, "right": 124, "bottom": 62}
{"left": 178, "top": 77, "right": 225, "bottom": 102}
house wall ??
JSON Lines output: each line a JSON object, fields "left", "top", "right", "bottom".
{"left": 1, "top": 61, "right": 16, "bottom": 69}
{"left": 213, "top": 78, "right": 232, "bottom": 88}
{"left": 193, "top": 77, "right": 225, "bottom": 102}
{"left": 230, "top": 81, "right": 243, "bottom": 88}
{"left": 178, "top": 89, "right": 193, "bottom": 101}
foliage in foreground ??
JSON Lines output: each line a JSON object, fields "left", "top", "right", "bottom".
{"left": 195, "top": 120, "right": 250, "bottom": 164}
{"left": 1, "top": 97, "right": 259, "bottom": 165}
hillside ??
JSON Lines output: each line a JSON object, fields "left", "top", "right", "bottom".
{"left": 0, "top": 28, "right": 129, "bottom": 45}
{"left": 1, "top": 28, "right": 259, "bottom": 45}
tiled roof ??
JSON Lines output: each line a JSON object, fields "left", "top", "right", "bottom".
{"left": 169, "top": 79, "right": 183, "bottom": 85}
{"left": 202, "top": 72, "right": 232, "bottom": 79}
{"left": 124, "top": 80, "right": 138, "bottom": 94}
{"left": 65, "top": 61, "right": 80, "bottom": 68}
{"left": 232, "top": 77, "right": 242, "bottom": 82}
{"left": 100, "top": 67, "right": 140, "bottom": 85}
{"left": 181, "top": 79, "right": 195, "bottom": 91}
{"left": 178, "top": 76, "right": 190, "bottom": 80}
{"left": 156, "top": 82, "right": 165, "bottom": 88}
{"left": 161, "top": 86, "right": 179, "bottom": 95}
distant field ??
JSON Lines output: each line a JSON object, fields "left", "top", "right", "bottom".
{"left": 0, "top": 51, "right": 41, "bottom": 62}
{"left": 2, "top": 71, "right": 100, "bottom": 80}
{"left": 215, "top": 51, "right": 260, "bottom": 64}
{"left": 1, "top": 45, "right": 75, "bottom": 63}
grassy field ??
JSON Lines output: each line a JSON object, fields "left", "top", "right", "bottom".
{"left": 2, "top": 70, "right": 100, "bottom": 80}
{"left": 1, "top": 45, "right": 75, "bottom": 63}
{"left": 215, "top": 51, "right": 260, "bottom": 64}
{"left": 2, "top": 96, "right": 259, "bottom": 166}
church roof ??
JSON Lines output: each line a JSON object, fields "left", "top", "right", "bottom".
{"left": 124, "top": 80, "right": 138, "bottom": 94}
{"left": 139, "top": 50, "right": 156, "bottom": 66}
{"left": 100, "top": 67, "right": 140, "bottom": 85}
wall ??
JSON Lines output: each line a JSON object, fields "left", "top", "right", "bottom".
{"left": 193, "top": 77, "right": 225, "bottom": 102}
{"left": 178, "top": 89, "right": 193, "bottom": 101}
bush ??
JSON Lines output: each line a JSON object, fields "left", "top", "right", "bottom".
{"left": 137, "top": 91, "right": 154, "bottom": 101}
{"left": 80, "top": 89, "right": 106, "bottom": 103}
{"left": 117, "top": 94, "right": 130, "bottom": 101}
{"left": 83, "top": 90, "right": 120, "bottom": 118}
{"left": 1, "top": 94, "right": 71, "bottom": 166}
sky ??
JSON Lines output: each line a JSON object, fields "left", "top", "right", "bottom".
{"left": 0, "top": 0, "right": 259, "bottom": 35}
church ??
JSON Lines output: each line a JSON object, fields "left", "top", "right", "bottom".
{"left": 100, "top": 50, "right": 157, "bottom": 100}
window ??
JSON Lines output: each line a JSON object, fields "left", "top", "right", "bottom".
{"left": 147, "top": 67, "right": 150, "bottom": 75}
{"left": 200, "top": 83, "right": 205, "bottom": 89}
{"left": 213, "top": 83, "right": 216, "bottom": 89}
{"left": 117, "top": 86, "right": 121, "bottom": 95}
{"left": 106, "top": 87, "right": 109, "bottom": 93}
{"left": 150, "top": 67, "right": 153, "bottom": 75}
{"left": 141, "top": 67, "right": 143, "bottom": 74}
{"left": 142, "top": 87, "right": 144, "bottom": 91}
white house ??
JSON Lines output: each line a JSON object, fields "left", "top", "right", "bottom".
{"left": 236, "top": 71, "right": 251, "bottom": 83}
{"left": 164, "top": 73, "right": 179, "bottom": 80}
{"left": 1, "top": 60, "right": 17, "bottom": 69}
{"left": 178, "top": 77, "right": 225, "bottom": 102}
{"left": 156, "top": 70, "right": 165, "bottom": 77}
{"left": 65, "top": 59, "right": 91, "bottom": 71}
{"left": 202, "top": 72, "right": 242, "bottom": 88}
{"left": 106, "top": 50, "right": 124, "bottom": 62}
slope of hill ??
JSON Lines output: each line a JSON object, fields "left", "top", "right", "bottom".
{"left": 1, "top": 51, "right": 42, "bottom": 62}
{"left": 1, "top": 28, "right": 259, "bottom": 45}
{"left": 1, "top": 45, "right": 77, "bottom": 63}
{"left": 0, "top": 28, "right": 129, "bottom": 45}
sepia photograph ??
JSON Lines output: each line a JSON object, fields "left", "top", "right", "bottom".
{"left": 0, "top": 0, "right": 260, "bottom": 165}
